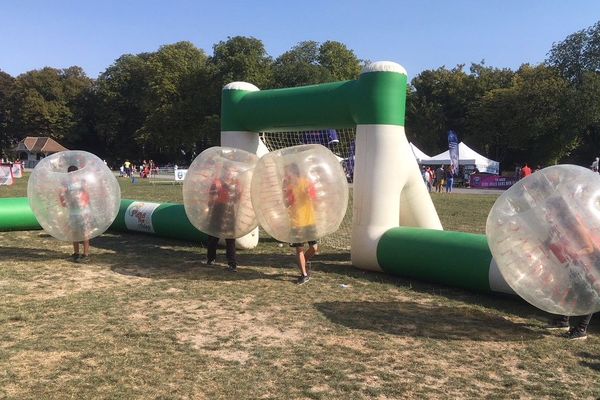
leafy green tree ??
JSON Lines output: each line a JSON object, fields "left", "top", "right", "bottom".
{"left": 203, "top": 36, "right": 273, "bottom": 150}
{"left": 0, "top": 70, "right": 15, "bottom": 158}
{"left": 93, "top": 53, "right": 153, "bottom": 161}
{"left": 405, "top": 85, "right": 446, "bottom": 155}
{"left": 93, "top": 42, "right": 216, "bottom": 164}
{"left": 467, "top": 86, "right": 522, "bottom": 164}
{"left": 9, "top": 67, "right": 92, "bottom": 147}
{"left": 546, "top": 20, "right": 600, "bottom": 165}
{"left": 547, "top": 21, "right": 600, "bottom": 84}
{"left": 406, "top": 65, "right": 474, "bottom": 153}
{"left": 468, "top": 65, "right": 580, "bottom": 166}
{"left": 271, "top": 40, "right": 361, "bottom": 88}
{"left": 137, "top": 42, "right": 211, "bottom": 162}
{"left": 467, "top": 62, "right": 514, "bottom": 96}
{"left": 271, "top": 41, "right": 330, "bottom": 88}
{"left": 317, "top": 40, "right": 362, "bottom": 81}
{"left": 561, "top": 71, "right": 600, "bottom": 163}
{"left": 210, "top": 36, "right": 272, "bottom": 90}
{"left": 406, "top": 62, "right": 516, "bottom": 157}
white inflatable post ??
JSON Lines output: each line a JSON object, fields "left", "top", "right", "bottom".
{"left": 351, "top": 62, "right": 442, "bottom": 271}
{"left": 220, "top": 82, "right": 263, "bottom": 249}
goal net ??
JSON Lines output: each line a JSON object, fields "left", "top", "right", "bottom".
{"left": 259, "top": 128, "right": 355, "bottom": 250}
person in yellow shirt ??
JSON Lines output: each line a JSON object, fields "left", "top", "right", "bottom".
{"left": 283, "top": 163, "right": 318, "bottom": 285}
{"left": 123, "top": 160, "right": 132, "bottom": 177}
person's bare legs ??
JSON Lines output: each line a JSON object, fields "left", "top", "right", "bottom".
{"left": 304, "top": 244, "right": 317, "bottom": 261}
{"left": 296, "top": 246, "right": 307, "bottom": 276}
{"left": 73, "top": 242, "right": 79, "bottom": 255}
{"left": 304, "top": 243, "right": 318, "bottom": 274}
{"left": 82, "top": 240, "right": 90, "bottom": 256}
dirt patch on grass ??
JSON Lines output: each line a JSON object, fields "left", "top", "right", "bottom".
{"left": 2, "top": 228, "right": 600, "bottom": 399}
{"left": 4, "top": 350, "right": 79, "bottom": 397}
{"left": 7, "top": 262, "right": 152, "bottom": 302}
{"left": 128, "top": 298, "right": 304, "bottom": 364}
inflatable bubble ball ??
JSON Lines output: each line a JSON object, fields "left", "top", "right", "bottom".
{"left": 183, "top": 147, "right": 259, "bottom": 239}
{"left": 251, "top": 144, "right": 349, "bottom": 244}
{"left": 27, "top": 150, "right": 121, "bottom": 242}
{"left": 486, "top": 165, "right": 600, "bottom": 316}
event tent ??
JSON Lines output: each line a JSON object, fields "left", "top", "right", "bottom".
{"left": 420, "top": 142, "right": 500, "bottom": 174}
{"left": 409, "top": 142, "right": 430, "bottom": 164}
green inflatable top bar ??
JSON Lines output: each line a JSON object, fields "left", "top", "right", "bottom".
{"left": 221, "top": 70, "right": 407, "bottom": 132}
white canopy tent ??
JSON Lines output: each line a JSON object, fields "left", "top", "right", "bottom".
{"left": 420, "top": 142, "right": 500, "bottom": 174}
{"left": 409, "top": 142, "right": 431, "bottom": 164}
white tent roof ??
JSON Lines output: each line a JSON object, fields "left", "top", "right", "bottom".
{"left": 409, "top": 142, "right": 430, "bottom": 163}
{"left": 420, "top": 142, "right": 500, "bottom": 174}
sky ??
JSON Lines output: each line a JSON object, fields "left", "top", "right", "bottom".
{"left": 1, "top": 0, "right": 599, "bottom": 81}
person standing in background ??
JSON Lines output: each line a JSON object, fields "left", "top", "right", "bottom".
{"left": 445, "top": 165, "right": 454, "bottom": 193}
{"left": 435, "top": 165, "right": 445, "bottom": 193}
{"left": 521, "top": 163, "right": 532, "bottom": 178}
{"left": 591, "top": 157, "right": 599, "bottom": 173}
{"left": 205, "top": 165, "right": 241, "bottom": 272}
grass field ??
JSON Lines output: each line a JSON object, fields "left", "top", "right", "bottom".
{"left": 1, "top": 175, "right": 599, "bottom": 399}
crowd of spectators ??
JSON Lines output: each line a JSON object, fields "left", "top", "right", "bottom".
{"left": 118, "top": 159, "right": 158, "bottom": 178}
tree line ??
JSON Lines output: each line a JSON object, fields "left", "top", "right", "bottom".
{"left": 1, "top": 22, "right": 599, "bottom": 171}
{"left": 407, "top": 21, "right": 600, "bottom": 169}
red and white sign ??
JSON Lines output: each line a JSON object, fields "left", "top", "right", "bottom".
{"left": 12, "top": 162, "right": 23, "bottom": 178}
{"left": 0, "top": 163, "right": 14, "bottom": 185}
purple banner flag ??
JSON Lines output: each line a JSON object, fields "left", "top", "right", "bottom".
{"left": 448, "top": 130, "right": 459, "bottom": 176}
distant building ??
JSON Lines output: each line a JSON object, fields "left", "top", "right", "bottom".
{"left": 14, "top": 137, "right": 68, "bottom": 168}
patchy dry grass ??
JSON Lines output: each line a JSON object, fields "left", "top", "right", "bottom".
{"left": 0, "top": 174, "right": 599, "bottom": 399}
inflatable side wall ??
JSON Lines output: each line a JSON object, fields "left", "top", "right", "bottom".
{"left": 378, "top": 227, "right": 512, "bottom": 294}
{"left": 0, "top": 197, "right": 209, "bottom": 244}
{"left": 110, "top": 199, "right": 208, "bottom": 243}
{"left": 1, "top": 197, "right": 510, "bottom": 293}
{"left": 0, "top": 197, "right": 40, "bottom": 231}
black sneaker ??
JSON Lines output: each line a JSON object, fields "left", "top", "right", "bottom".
{"left": 546, "top": 319, "right": 570, "bottom": 330}
{"left": 296, "top": 275, "right": 310, "bottom": 285}
{"left": 69, "top": 253, "right": 79, "bottom": 261}
{"left": 205, "top": 259, "right": 215, "bottom": 266}
{"left": 227, "top": 264, "right": 237, "bottom": 272}
{"left": 566, "top": 328, "right": 587, "bottom": 340}
{"left": 76, "top": 254, "right": 90, "bottom": 264}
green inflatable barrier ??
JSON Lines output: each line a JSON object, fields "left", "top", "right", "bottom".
{"left": 0, "top": 197, "right": 207, "bottom": 244}
{"left": 0, "top": 197, "right": 41, "bottom": 231}
{"left": 110, "top": 199, "right": 207, "bottom": 243}
{"left": 377, "top": 227, "right": 512, "bottom": 294}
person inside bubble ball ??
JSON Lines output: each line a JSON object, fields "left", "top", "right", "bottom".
{"left": 59, "top": 165, "right": 92, "bottom": 263}
{"left": 205, "top": 164, "right": 241, "bottom": 272}
{"left": 543, "top": 196, "right": 599, "bottom": 340}
{"left": 283, "top": 162, "right": 318, "bottom": 285}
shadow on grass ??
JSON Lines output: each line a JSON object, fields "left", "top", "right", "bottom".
{"left": 19, "top": 231, "right": 571, "bottom": 325}
{"left": 109, "top": 261, "right": 291, "bottom": 283}
{"left": 315, "top": 300, "right": 543, "bottom": 341}
{"left": 89, "top": 233, "right": 293, "bottom": 282}
{"left": 0, "top": 245, "right": 67, "bottom": 261}
{"left": 578, "top": 351, "right": 600, "bottom": 372}
{"left": 314, "top": 259, "right": 551, "bottom": 323}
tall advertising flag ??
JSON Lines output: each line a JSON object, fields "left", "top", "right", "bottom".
{"left": 448, "top": 130, "right": 459, "bottom": 176}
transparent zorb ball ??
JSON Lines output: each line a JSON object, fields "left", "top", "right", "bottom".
{"left": 27, "top": 150, "right": 121, "bottom": 242}
{"left": 251, "top": 144, "right": 349, "bottom": 244}
{"left": 486, "top": 165, "right": 600, "bottom": 315}
{"left": 183, "top": 147, "right": 258, "bottom": 238}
